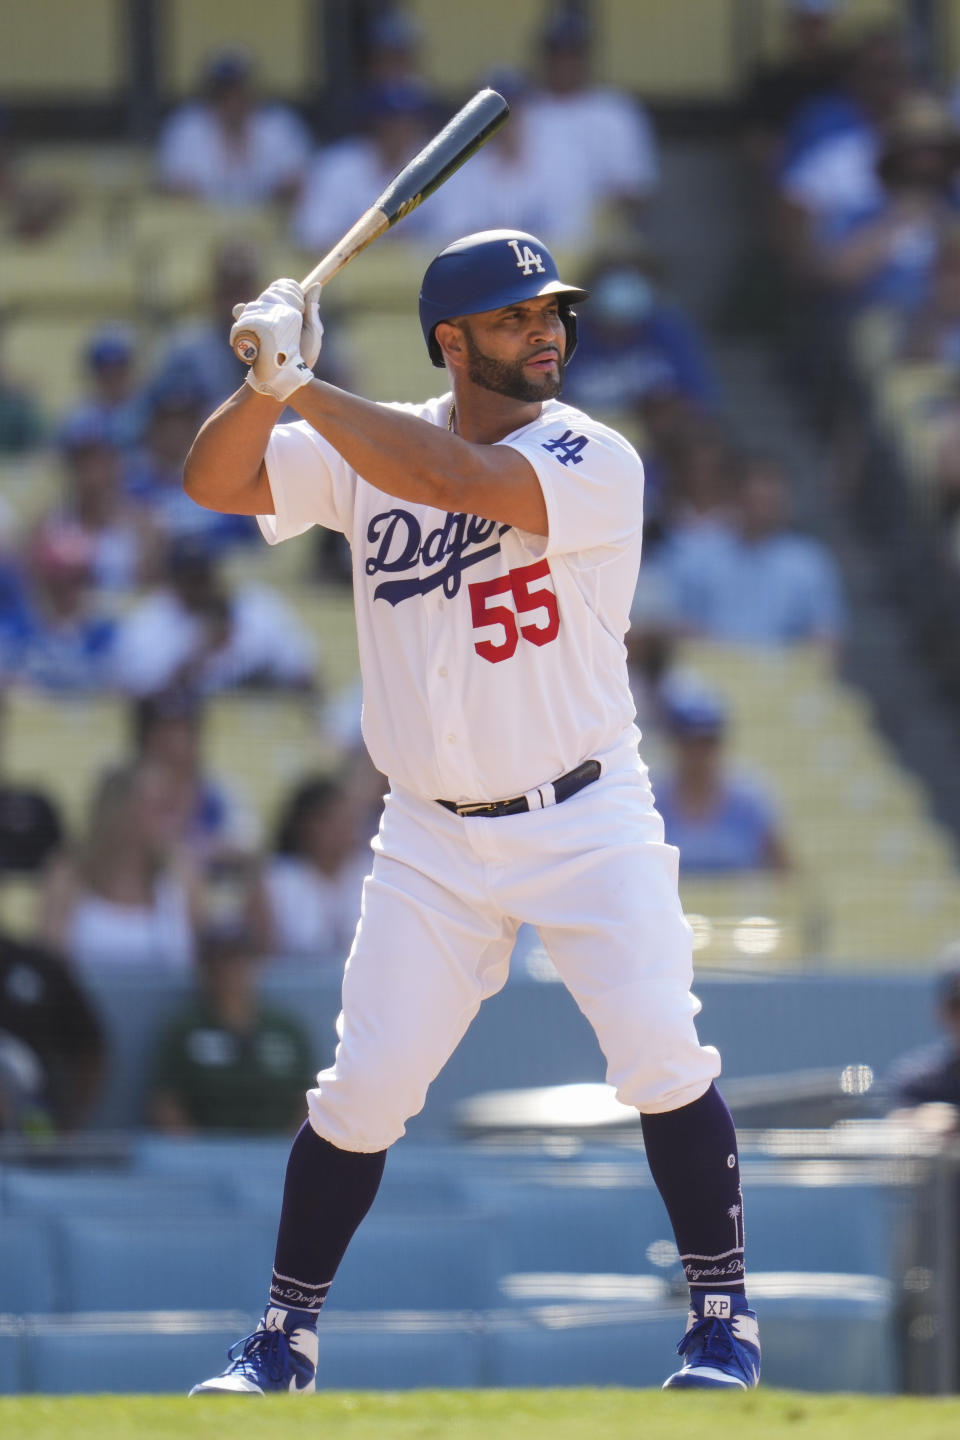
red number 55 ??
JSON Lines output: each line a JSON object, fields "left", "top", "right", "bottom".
{"left": 468, "top": 558, "right": 560, "bottom": 664}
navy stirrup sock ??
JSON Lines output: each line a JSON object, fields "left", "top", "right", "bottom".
{"left": 641, "top": 1083, "right": 746, "bottom": 1303}
{"left": 269, "top": 1120, "right": 386, "bottom": 1320}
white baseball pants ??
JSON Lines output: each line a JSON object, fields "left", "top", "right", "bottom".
{"left": 306, "top": 754, "right": 721, "bottom": 1153}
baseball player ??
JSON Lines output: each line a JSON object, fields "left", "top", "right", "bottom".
{"left": 185, "top": 230, "right": 761, "bottom": 1393}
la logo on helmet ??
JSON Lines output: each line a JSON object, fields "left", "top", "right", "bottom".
{"left": 507, "top": 240, "right": 545, "bottom": 275}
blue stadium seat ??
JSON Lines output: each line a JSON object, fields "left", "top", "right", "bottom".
{"left": 317, "top": 1314, "right": 483, "bottom": 1389}
{"left": 326, "top": 1214, "right": 504, "bottom": 1312}
{"left": 470, "top": 1180, "right": 673, "bottom": 1276}
{"left": 484, "top": 1304, "right": 683, "bottom": 1387}
{"left": 0, "top": 1327, "right": 23, "bottom": 1395}
{"left": 743, "top": 1182, "right": 905, "bottom": 1276}
{"left": 18, "top": 1314, "right": 255, "bottom": 1395}
{"left": 54, "top": 1217, "right": 276, "bottom": 1313}
{"left": 0, "top": 1170, "right": 227, "bottom": 1218}
{"left": 0, "top": 1218, "right": 59, "bottom": 1314}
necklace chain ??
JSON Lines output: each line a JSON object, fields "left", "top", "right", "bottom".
{"left": 447, "top": 401, "right": 456, "bottom": 433}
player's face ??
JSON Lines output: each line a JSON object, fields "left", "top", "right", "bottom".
{"left": 457, "top": 297, "right": 567, "bottom": 402}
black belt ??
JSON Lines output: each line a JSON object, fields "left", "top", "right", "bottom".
{"left": 437, "top": 759, "right": 601, "bottom": 818}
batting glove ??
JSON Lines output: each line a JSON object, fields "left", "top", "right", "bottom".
{"left": 230, "top": 279, "right": 322, "bottom": 403}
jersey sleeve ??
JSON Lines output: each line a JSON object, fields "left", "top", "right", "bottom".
{"left": 259, "top": 418, "right": 359, "bottom": 545}
{"left": 501, "top": 416, "right": 644, "bottom": 558}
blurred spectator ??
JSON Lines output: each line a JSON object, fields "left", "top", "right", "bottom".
{"left": 109, "top": 536, "right": 317, "bottom": 697}
{"left": 10, "top": 521, "right": 117, "bottom": 691}
{"left": 124, "top": 375, "right": 254, "bottom": 552}
{"left": 899, "top": 222, "right": 960, "bottom": 363}
{"left": 293, "top": 81, "right": 434, "bottom": 252}
{"left": 563, "top": 248, "right": 717, "bottom": 445}
{"left": 0, "top": 690, "right": 65, "bottom": 875}
{"left": 654, "top": 680, "right": 791, "bottom": 874}
{"left": 0, "top": 322, "right": 44, "bottom": 455}
{"left": 809, "top": 94, "right": 960, "bottom": 314}
{"left": 0, "top": 931, "right": 106, "bottom": 1134}
{"left": 886, "top": 962, "right": 960, "bottom": 1117}
{"left": 38, "top": 759, "right": 201, "bottom": 972}
{"left": 0, "top": 106, "right": 72, "bottom": 241}
{"left": 659, "top": 451, "right": 845, "bottom": 648}
{"left": 148, "top": 925, "right": 316, "bottom": 1134}
{"left": 742, "top": 0, "right": 848, "bottom": 177}
{"left": 523, "top": 9, "right": 659, "bottom": 239}
{"left": 781, "top": 25, "right": 910, "bottom": 200}
{"left": 156, "top": 48, "right": 312, "bottom": 207}
{"left": 49, "top": 411, "right": 162, "bottom": 592}
{"left": 60, "top": 324, "right": 145, "bottom": 452}
{"left": 658, "top": 417, "right": 739, "bottom": 542}
{"left": 430, "top": 67, "right": 591, "bottom": 247}
{"left": 153, "top": 242, "right": 261, "bottom": 410}
{"left": 362, "top": 8, "right": 428, "bottom": 93}
{"left": 131, "top": 688, "right": 260, "bottom": 868}
{"left": 250, "top": 775, "right": 371, "bottom": 961}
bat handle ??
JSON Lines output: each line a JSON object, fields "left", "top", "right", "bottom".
{"left": 233, "top": 331, "right": 262, "bottom": 365}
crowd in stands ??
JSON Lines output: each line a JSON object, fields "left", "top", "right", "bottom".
{"left": 10, "top": 0, "right": 960, "bottom": 1137}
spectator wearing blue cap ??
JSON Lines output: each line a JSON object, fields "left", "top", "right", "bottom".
{"left": 157, "top": 48, "right": 312, "bottom": 207}
{"left": 653, "top": 679, "right": 791, "bottom": 875}
{"left": 292, "top": 81, "right": 435, "bottom": 252}
{"left": 48, "top": 410, "right": 162, "bottom": 592}
{"left": 522, "top": 9, "right": 659, "bottom": 242}
{"left": 124, "top": 376, "right": 255, "bottom": 555}
{"left": 59, "top": 324, "right": 145, "bottom": 453}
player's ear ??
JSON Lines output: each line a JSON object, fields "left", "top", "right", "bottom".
{"left": 435, "top": 320, "right": 466, "bottom": 371}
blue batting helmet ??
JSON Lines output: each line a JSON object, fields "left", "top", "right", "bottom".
{"left": 419, "top": 229, "right": 589, "bottom": 368}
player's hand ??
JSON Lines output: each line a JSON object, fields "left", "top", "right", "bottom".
{"left": 300, "top": 283, "right": 324, "bottom": 371}
{"left": 230, "top": 279, "right": 321, "bottom": 403}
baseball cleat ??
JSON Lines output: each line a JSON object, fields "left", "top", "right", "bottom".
{"left": 189, "top": 1308, "right": 318, "bottom": 1395}
{"left": 662, "top": 1295, "right": 760, "bottom": 1390}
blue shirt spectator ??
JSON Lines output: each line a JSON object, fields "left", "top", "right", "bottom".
{"left": 653, "top": 679, "right": 790, "bottom": 875}
{"left": 9, "top": 522, "right": 117, "bottom": 691}
{"left": 660, "top": 454, "right": 845, "bottom": 647}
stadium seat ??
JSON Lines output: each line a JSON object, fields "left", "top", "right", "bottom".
{"left": 316, "top": 1313, "right": 483, "bottom": 1390}
{"left": 0, "top": 1217, "right": 59, "bottom": 1314}
{"left": 0, "top": 1170, "right": 227, "bottom": 1219}
{"left": 468, "top": 1180, "right": 672, "bottom": 1278}
{"left": 327, "top": 1213, "right": 504, "bottom": 1312}
{"left": 54, "top": 1216, "right": 276, "bottom": 1314}
{"left": 484, "top": 1303, "right": 683, "bottom": 1387}
{"left": 0, "top": 1325, "right": 22, "bottom": 1396}
{"left": 17, "top": 1312, "right": 254, "bottom": 1396}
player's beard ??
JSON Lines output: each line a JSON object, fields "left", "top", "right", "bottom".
{"left": 459, "top": 324, "right": 564, "bottom": 402}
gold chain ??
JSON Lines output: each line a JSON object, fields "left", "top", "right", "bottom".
{"left": 447, "top": 401, "right": 456, "bottom": 433}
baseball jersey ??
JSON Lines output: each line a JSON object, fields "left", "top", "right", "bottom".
{"left": 260, "top": 395, "right": 644, "bottom": 803}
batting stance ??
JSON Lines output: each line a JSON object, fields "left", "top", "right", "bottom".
{"left": 185, "top": 230, "right": 760, "bottom": 1393}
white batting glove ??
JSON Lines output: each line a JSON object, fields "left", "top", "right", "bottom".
{"left": 300, "top": 283, "right": 324, "bottom": 371}
{"left": 230, "top": 279, "right": 321, "bottom": 403}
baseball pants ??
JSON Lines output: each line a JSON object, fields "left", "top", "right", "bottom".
{"left": 306, "top": 754, "right": 721, "bottom": 1153}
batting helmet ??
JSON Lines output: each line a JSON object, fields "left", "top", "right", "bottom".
{"left": 419, "top": 229, "right": 589, "bottom": 368}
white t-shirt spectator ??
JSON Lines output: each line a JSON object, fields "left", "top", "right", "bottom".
{"left": 109, "top": 585, "right": 317, "bottom": 695}
{"left": 523, "top": 88, "right": 659, "bottom": 216}
{"left": 263, "top": 851, "right": 370, "bottom": 961}
{"left": 157, "top": 102, "right": 312, "bottom": 206}
{"left": 293, "top": 137, "right": 434, "bottom": 252}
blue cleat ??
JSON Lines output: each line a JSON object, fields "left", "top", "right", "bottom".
{"left": 662, "top": 1295, "right": 761, "bottom": 1390}
{"left": 190, "top": 1308, "right": 318, "bottom": 1395}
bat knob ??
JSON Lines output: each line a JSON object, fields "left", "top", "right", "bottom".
{"left": 233, "top": 332, "right": 260, "bottom": 365}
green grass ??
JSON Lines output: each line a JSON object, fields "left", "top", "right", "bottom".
{"left": 5, "top": 1391, "right": 960, "bottom": 1440}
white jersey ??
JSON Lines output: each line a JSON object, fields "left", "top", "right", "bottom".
{"left": 260, "top": 395, "right": 644, "bottom": 803}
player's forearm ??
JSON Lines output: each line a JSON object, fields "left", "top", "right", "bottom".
{"left": 288, "top": 380, "right": 499, "bottom": 513}
{"left": 183, "top": 386, "right": 283, "bottom": 515}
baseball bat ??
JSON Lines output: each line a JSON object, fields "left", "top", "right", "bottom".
{"left": 232, "top": 87, "right": 510, "bottom": 364}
